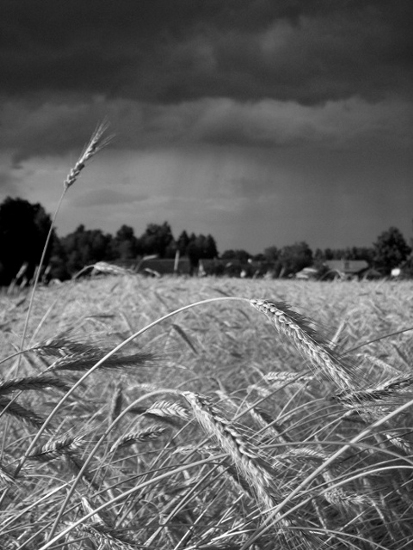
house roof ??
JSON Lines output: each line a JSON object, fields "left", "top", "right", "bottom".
{"left": 324, "top": 260, "right": 369, "bottom": 274}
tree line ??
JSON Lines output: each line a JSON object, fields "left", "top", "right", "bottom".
{"left": 217, "top": 228, "right": 412, "bottom": 278}
{"left": 0, "top": 197, "right": 218, "bottom": 284}
{"left": 0, "top": 196, "right": 412, "bottom": 285}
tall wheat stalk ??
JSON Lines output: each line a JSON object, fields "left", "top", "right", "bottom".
{"left": 15, "top": 121, "right": 112, "bottom": 375}
{"left": 0, "top": 122, "right": 112, "bottom": 509}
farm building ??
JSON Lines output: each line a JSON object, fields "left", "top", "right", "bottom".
{"left": 323, "top": 260, "right": 369, "bottom": 279}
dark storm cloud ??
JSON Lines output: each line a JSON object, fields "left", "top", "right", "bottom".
{"left": 1, "top": 0, "right": 412, "bottom": 103}
{"left": 2, "top": 93, "right": 412, "bottom": 166}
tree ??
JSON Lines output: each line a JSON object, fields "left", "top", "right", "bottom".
{"left": 264, "top": 246, "right": 279, "bottom": 263}
{"left": 60, "top": 225, "right": 113, "bottom": 274}
{"left": 252, "top": 252, "right": 266, "bottom": 261}
{"left": 164, "top": 239, "right": 178, "bottom": 259}
{"left": 112, "top": 225, "right": 141, "bottom": 260}
{"left": 187, "top": 233, "right": 200, "bottom": 274}
{"left": 351, "top": 246, "right": 374, "bottom": 263}
{"left": 373, "top": 227, "right": 411, "bottom": 274}
{"left": 187, "top": 234, "right": 218, "bottom": 263}
{"left": 279, "top": 242, "right": 313, "bottom": 277}
{"left": 323, "top": 248, "right": 334, "bottom": 260}
{"left": 48, "top": 238, "right": 70, "bottom": 281}
{"left": 0, "top": 197, "right": 55, "bottom": 285}
{"left": 176, "top": 230, "right": 190, "bottom": 255}
{"left": 203, "top": 235, "right": 219, "bottom": 259}
{"left": 140, "top": 222, "right": 174, "bottom": 258}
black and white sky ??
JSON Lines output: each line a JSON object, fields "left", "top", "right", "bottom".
{"left": 1, "top": 0, "right": 412, "bottom": 252}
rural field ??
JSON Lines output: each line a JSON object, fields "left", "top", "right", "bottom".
{"left": 1, "top": 275, "right": 413, "bottom": 549}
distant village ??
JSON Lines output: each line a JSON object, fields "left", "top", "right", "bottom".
{"left": 124, "top": 256, "right": 383, "bottom": 280}
{"left": 1, "top": 197, "right": 412, "bottom": 286}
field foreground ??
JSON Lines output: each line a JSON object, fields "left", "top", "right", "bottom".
{"left": 1, "top": 276, "right": 413, "bottom": 549}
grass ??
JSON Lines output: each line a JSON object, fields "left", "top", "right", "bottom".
{"left": 1, "top": 276, "right": 413, "bottom": 549}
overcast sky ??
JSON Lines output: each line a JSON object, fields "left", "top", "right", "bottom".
{"left": 1, "top": 0, "right": 412, "bottom": 253}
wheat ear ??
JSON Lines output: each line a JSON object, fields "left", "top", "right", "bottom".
{"left": 183, "top": 392, "right": 322, "bottom": 548}
{"left": 0, "top": 375, "right": 70, "bottom": 395}
{"left": 0, "top": 397, "right": 48, "bottom": 429}
{"left": 64, "top": 120, "right": 113, "bottom": 190}
{"left": 28, "top": 435, "right": 84, "bottom": 462}
{"left": 110, "top": 425, "right": 167, "bottom": 454}
{"left": 183, "top": 392, "right": 275, "bottom": 510}
{"left": 250, "top": 299, "right": 357, "bottom": 391}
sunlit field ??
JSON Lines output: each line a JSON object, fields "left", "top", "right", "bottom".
{"left": 2, "top": 275, "right": 413, "bottom": 549}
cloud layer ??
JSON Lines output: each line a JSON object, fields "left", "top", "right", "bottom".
{"left": 2, "top": 0, "right": 412, "bottom": 103}
{"left": 2, "top": 95, "right": 412, "bottom": 165}
{"left": 1, "top": 1, "right": 413, "bottom": 252}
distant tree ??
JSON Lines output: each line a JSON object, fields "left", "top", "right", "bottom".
{"left": 140, "top": 222, "right": 174, "bottom": 258}
{"left": 204, "top": 235, "right": 219, "bottom": 259}
{"left": 164, "top": 239, "right": 178, "bottom": 259}
{"left": 176, "top": 230, "right": 190, "bottom": 255}
{"left": 184, "top": 233, "right": 217, "bottom": 274}
{"left": 373, "top": 227, "right": 411, "bottom": 274}
{"left": 187, "top": 233, "right": 200, "bottom": 274}
{"left": 336, "top": 246, "right": 373, "bottom": 261}
{"left": 316, "top": 247, "right": 374, "bottom": 262}
{"left": 112, "top": 225, "right": 141, "bottom": 260}
{"left": 60, "top": 225, "right": 113, "bottom": 274}
{"left": 0, "top": 197, "right": 55, "bottom": 285}
{"left": 279, "top": 242, "right": 313, "bottom": 277}
{"left": 314, "top": 248, "right": 324, "bottom": 261}
{"left": 221, "top": 249, "right": 250, "bottom": 262}
{"left": 351, "top": 246, "right": 374, "bottom": 263}
{"left": 190, "top": 235, "right": 217, "bottom": 260}
{"left": 48, "top": 238, "right": 70, "bottom": 280}
{"left": 221, "top": 250, "right": 236, "bottom": 260}
{"left": 252, "top": 252, "right": 266, "bottom": 262}
{"left": 264, "top": 246, "right": 279, "bottom": 262}
{"left": 323, "top": 248, "right": 334, "bottom": 260}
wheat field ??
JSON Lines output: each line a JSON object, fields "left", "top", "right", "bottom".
{"left": 1, "top": 275, "right": 413, "bottom": 549}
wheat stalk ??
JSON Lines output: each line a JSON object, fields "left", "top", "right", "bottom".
{"left": 15, "top": 121, "right": 113, "bottom": 378}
